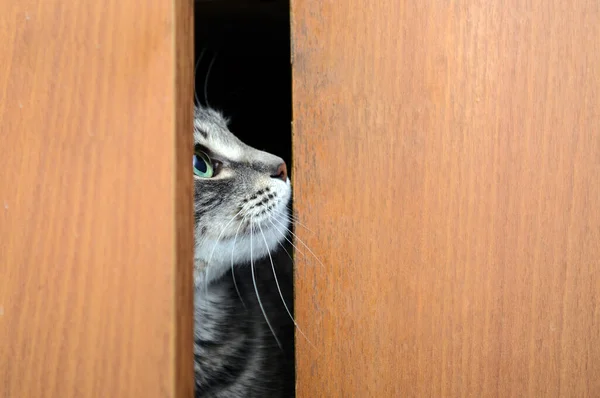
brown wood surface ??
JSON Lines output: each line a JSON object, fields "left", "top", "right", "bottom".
{"left": 0, "top": 0, "right": 194, "bottom": 397}
{"left": 291, "top": 0, "right": 600, "bottom": 396}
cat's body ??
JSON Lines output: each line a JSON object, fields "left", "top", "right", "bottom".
{"left": 195, "top": 261, "right": 294, "bottom": 397}
{"left": 193, "top": 105, "right": 294, "bottom": 397}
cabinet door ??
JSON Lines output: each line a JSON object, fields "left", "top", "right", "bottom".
{"left": 292, "top": 0, "right": 600, "bottom": 396}
{"left": 0, "top": 1, "right": 194, "bottom": 397}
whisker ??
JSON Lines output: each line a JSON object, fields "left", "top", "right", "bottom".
{"left": 271, "top": 217, "right": 326, "bottom": 269}
{"left": 204, "top": 209, "right": 244, "bottom": 293}
{"left": 194, "top": 48, "right": 206, "bottom": 106}
{"left": 268, "top": 217, "right": 327, "bottom": 276}
{"left": 258, "top": 223, "right": 317, "bottom": 351}
{"left": 231, "top": 214, "right": 247, "bottom": 308}
{"left": 282, "top": 213, "right": 315, "bottom": 234}
{"left": 271, "top": 216, "right": 326, "bottom": 270}
{"left": 268, "top": 218, "right": 309, "bottom": 262}
{"left": 250, "top": 217, "right": 282, "bottom": 349}
{"left": 276, "top": 238, "right": 294, "bottom": 262}
{"left": 283, "top": 207, "right": 312, "bottom": 229}
{"left": 204, "top": 52, "right": 217, "bottom": 108}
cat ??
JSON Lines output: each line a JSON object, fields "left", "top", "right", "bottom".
{"left": 193, "top": 105, "right": 295, "bottom": 397}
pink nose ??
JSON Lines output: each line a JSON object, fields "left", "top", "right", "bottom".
{"left": 272, "top": 162, "right": 287, "bottom": 182}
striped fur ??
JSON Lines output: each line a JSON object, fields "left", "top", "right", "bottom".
{"left": 193, "top": 105, "right": 294, "bottom": 397}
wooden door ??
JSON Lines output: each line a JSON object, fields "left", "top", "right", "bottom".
{"left": 292, "top": 0, "right": 600, "bottom": 396}
{"left": 0, "top": 1, "right": 194, "bottom": 397}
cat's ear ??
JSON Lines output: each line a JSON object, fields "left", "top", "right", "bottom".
{"left": 211, "top": 107, "right": 229, "bottom": 125}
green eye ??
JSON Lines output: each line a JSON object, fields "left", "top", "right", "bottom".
{"left": 193, "top": 150, "right": 214, "bottom": 178}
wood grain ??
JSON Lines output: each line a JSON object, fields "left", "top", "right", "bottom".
{"left": 291, "top": 0, "right": 600, "bottom": 396}
{"left": 0, "top": 0, "right": 194, "bottom": 397}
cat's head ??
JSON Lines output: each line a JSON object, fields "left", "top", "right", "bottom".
{"left": 193, "top": 105, "right": 291, "bottom": 284}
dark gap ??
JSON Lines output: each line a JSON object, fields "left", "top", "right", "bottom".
{"left": 194, "top": 0, "right": 292, "bottom": 166}
{"left": 194, "top": 0, "right": 295, "bottom": 395}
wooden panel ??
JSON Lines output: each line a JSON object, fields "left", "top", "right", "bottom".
{"left": 292, "top": 0, "right": 600, "bottom": 396}
{"left": 0, "top": 0, "right": 194, "bottom": 397}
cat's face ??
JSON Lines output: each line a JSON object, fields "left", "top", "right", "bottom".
{"left": 193, "top": 105, "right": 291, "bottom": 284}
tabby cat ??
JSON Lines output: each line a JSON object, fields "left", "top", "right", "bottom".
{"left": 193, "top": 105, "right": 295, "bottom": 397}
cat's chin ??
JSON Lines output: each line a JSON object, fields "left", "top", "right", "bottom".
{"left": 194, "top": 212, "right": 290, "bottom": 286}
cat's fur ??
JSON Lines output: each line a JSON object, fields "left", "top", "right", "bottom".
{"left": 193, "top": 105, "right": 294, "bottom": 397}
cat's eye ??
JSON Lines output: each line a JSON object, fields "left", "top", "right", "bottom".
{"left": 193, "top": 150, "right": 214, "bottom": 178}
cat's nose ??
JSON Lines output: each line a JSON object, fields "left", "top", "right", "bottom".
{"left": 271, "top": 162, "right": 288, "bottom": 182}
